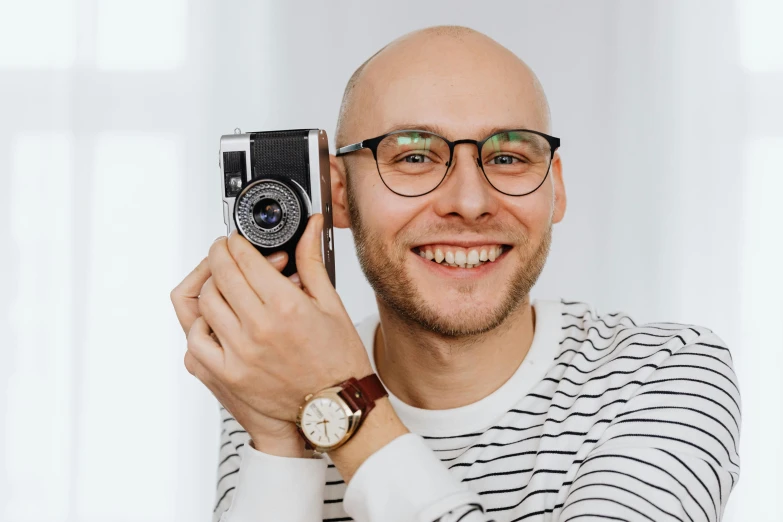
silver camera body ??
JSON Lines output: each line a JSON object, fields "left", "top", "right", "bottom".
{"left": 219, "top": 128, "right": 335, "bottom": 287}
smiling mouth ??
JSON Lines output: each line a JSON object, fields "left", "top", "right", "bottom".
{"left": 412, "top": 244, "right": 511, "bottom": 269}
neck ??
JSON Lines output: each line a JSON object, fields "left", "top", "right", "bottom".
{"left": 372, "top": 298, "right": 536, "bottom": 411}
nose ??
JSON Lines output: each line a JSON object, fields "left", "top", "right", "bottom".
{"left": 431, "top": 143, "right": 499, "bottom": 222}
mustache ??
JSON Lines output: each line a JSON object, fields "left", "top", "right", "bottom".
{"left": 401, "top": 222, "right": 531, "bottom": 247}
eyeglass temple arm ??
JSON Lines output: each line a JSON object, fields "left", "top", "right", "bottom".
{"left": 335, "top": 142, "right": 364, "bottom": 156}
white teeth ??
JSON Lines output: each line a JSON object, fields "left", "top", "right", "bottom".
{"left": 418, "top": 245, "right": 506, "bottom": 268}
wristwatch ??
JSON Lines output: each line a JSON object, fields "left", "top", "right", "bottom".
{"left": 295, "top": 373, "right": 388, "bottom": 453}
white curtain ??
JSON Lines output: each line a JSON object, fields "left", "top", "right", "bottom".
{"left": 1, "top": 1, "right": 780, "bottom": 521}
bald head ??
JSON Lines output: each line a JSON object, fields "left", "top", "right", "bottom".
{"left": 335, "top": 26, "right": 551, "bottom": 148}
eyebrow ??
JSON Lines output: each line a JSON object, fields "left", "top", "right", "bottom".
{"left": 379, "top": 123, "right": 535, "bottom": 140}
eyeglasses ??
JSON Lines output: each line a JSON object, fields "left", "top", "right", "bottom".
{"left": 336, "top": 128, "right": 560, "bottom": 197}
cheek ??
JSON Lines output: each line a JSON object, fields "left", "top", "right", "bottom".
{"left": 355, "top": 177, "right": 426, "bottom": 243}
{"left": 503, "top": 192, "right": 554, "bottom": 240}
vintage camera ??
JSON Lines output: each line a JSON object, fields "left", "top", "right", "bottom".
{"left": 219, "top": 128, "right": 335, "bottom": 286}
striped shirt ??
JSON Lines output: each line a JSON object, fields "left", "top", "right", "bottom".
{"left": 213, "top": 298, "right": 740, "bottom": 522}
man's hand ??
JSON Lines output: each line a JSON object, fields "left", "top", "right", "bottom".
{"left": 184, "top": 214, "right": 374, "bottom": 447}
{"left": 170, "top": 241, "right": 302, "bottom": 337}
{"left": 171, "top": 243, "right": 306, "bottom": 457}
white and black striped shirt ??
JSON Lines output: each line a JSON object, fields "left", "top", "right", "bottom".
{"left": 213, "top": 299, "right": 740, "bottom": 522}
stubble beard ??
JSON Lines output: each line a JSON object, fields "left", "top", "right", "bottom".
{"left": 347, "top": 179, "right": 552, "bottom": 339}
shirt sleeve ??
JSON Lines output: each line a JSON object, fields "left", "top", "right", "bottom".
{"left": 212, "top": 404, "right": 328, "bottom": 522}
{"left": 344, "top": 432, "right": 499, "bottom": 522}
{"left": 559, "top": 331, "right": 741, "bottom": 521}
{"left": 344, "top": 331, "right": 740, "bottom": 522}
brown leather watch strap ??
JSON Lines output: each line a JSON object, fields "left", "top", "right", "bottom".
{"left": 337, "top": 373, "right": 387, "bottom": 420}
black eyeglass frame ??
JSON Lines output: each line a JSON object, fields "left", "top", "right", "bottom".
{"left": 335, "top": 128, "right": 561, "bottom": 197}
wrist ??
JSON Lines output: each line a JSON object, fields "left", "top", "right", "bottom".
{"left": 327, "top": 397, "right": 409, "bottom": 483}
{"left": 249, "top": 433, "right": 307, "bottom": 458}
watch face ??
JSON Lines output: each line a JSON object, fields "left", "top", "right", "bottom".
{"left": 301, "top": 397, "right": 350, "bottom": 447}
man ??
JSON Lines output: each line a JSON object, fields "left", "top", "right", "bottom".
{"left": 171, "top": 26, "right": 740, "bottom": 522}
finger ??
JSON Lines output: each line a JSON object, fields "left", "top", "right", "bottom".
{"left": 265, "top": 251, "right": 289, "bottom": 271}
{"left": 226, "top": 230, "right": 296, "bottom": 304}
{"left": 171, "top": 256, "right": 211, "bottom": 335}
{"left": 184, "top": 349, "right": 233, "bottom": 405}
{"left": 289, "top": 273, "right": 302, "bottom": 289}
{"left": 184, "top": 348, "right": 213, "bottom": 385}
{"left": 199, "top": 277, "right": 241, "bottom": 346}
{"left": 207, "top": 238, "right": 271, "bottom": 325}
{"left": 294, "top": 214, "right": 334, "bottom": 301}
{"left": 187, "top": 316, "right": 226, "bottom": 378}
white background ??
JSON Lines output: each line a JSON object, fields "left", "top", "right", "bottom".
{"left": 1, "top": 1, "right": 781, "bottom": 521}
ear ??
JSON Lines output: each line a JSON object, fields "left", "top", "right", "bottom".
{"left": 330, "top": 154, "right": 351, "bottom": 229}
{"left": 551, "top": 152, "right": 567, "bottom": 224}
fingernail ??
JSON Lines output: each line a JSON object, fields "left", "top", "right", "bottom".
{"left": 213, "top": 236, "right": 225, "bottom": 244}
{"left": 309, "top": 213, "right": 323, "bottom": 239}
{"left": 290, "top": 273, "right": 301, "bottom": 285}
{"left": 267, "top": 252, "right": 286, "bottom": 263}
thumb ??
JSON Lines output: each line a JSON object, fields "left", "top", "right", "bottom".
{"left": 294, "top": 213, "right": 333, "bottom": 301}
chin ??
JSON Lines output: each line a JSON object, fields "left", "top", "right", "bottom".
{"left": 394, "top": 287, "right": 524, "bottom": 338}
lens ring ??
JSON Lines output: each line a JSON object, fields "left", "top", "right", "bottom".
{"left": 234, "top": 179, "right": 303, "bottom": 248}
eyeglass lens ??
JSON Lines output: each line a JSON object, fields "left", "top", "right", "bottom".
{"left": 375, "top": 130, "right": 553, "bottom": 196}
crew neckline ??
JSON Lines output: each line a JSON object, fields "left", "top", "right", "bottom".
{"left": 354, "top": 299, "right": 562, "bottom": 437}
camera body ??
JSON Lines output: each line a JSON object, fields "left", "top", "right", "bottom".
{"left": 219, "top": 129, "right": 335, "bottom": 286}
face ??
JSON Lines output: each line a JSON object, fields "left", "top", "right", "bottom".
{"left": 332, "top": 34, "right": 566, "bottom": 338}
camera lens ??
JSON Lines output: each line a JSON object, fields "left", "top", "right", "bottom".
{"left": 253, "top": 198, "right": 282, "bottom": 229}
{"left": 233, "top": 178, "right": 310, "bottom": 250}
